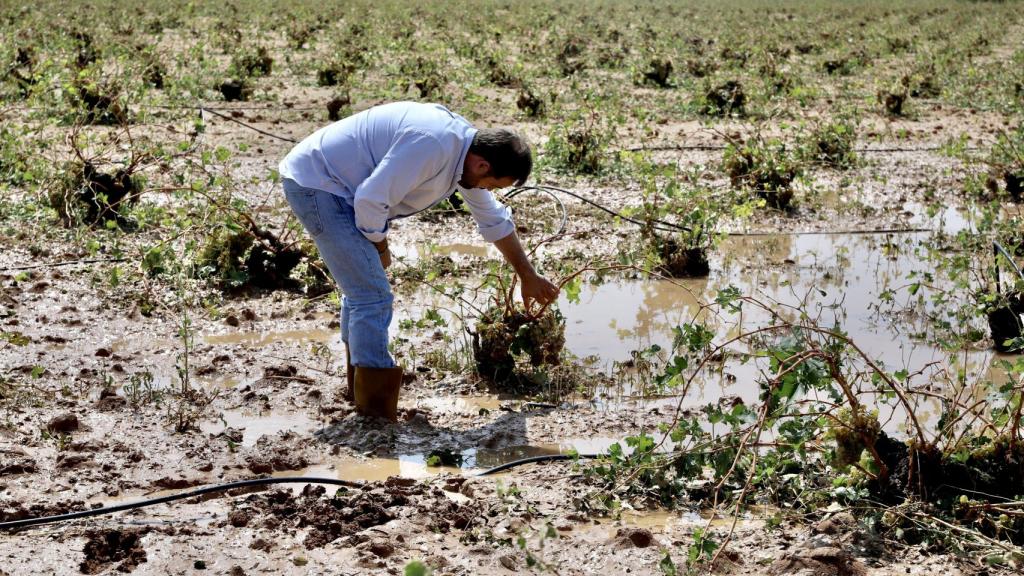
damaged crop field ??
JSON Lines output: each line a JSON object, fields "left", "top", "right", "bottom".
{"left": 2, "top": 0, "right": 1024, "bottom": 574}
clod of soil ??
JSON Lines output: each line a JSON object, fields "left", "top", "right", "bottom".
{"left": 80, "top": 528, "right": 148, "bottom": 574}
{"left": 95, "top": 388, "right": 126, "bottom": 410}
{"left": 0, "top": 498, "right": 88, "bottom": 523}
{"left": 151, "top": 476, "right": 204, "bottom": 490}
{"left": 768, "top": 546, "right": 866, "bottom": 576}
{"left": 56, "top": 453, "right": 95, "bottom": 470}
{"left": 218, "top": 79, "right": 253, "bottom": 102}
{"left": 814, "top": 512, "right": 857, "bottom": 535}
{"left": 0, "top": 448, "right": 37, "bottom": 474}
{"left": 47, "top": 413, "right": 80, "bottom": 433}
{"left": 366, "top": 538, "right": 396, "bottom": 558}
{"left": 246, "top": 485, "right": 397, "bottom": 549}
{"left": 614, "top": 527, "right": 654, "bottom": 548}
{"left": 244, "top": 433, "right": 309, "bottom": 473}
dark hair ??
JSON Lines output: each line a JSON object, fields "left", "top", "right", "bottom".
{"left": 469, "top": 128, "right": 532, "bottom": 185}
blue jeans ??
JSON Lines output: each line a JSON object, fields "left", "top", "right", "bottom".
{"left": 282, "top": 178, "right": 395, "bottom": 368}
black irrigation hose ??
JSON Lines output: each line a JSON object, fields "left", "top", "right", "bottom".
{"left": 198, "top": 106, "right": 299, "bottom": 143}
{"left": 505, "top": 185, "right": 936, "bottom": 238}
{"left": 994, "top": 241, "right": 1024, "bottom": 296}
{"left": 0, "top": 454, "right": 601, "bottom": 531}
{"left": 500, "top": 185, "right": 569, "bottom": 236}
{"left": 506, "top": 185, "right": 693, "bottom": 235}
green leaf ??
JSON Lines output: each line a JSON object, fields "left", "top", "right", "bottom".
{"left": 659, "top": 551, "right": 677, "bottom": 575}
{"left": 564, "top": 276, "right": 582, "bottom": 304}
{"left": 404, "top": 560, "right": 431, "bottom": 576}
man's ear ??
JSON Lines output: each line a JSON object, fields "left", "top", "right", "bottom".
{"left": 474, "top": 156, "right": 491, "bottom": 176}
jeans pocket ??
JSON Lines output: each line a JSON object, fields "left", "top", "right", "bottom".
{"left": 285, "top": 188, "right": 324, "bottom": 237}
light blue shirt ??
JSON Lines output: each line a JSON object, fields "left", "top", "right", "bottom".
{"left": 279, "top": 101, "right": 515, "bottom": 243}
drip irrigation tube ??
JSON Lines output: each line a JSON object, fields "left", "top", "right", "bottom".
{"left": 198, "top": 106, "right": 299, "bottom": 143}
{"left": 0, "top": 453, "right": 600, "bottom": 531}
{"left": 505, "top": 184, "right": 692, "bottom": 234}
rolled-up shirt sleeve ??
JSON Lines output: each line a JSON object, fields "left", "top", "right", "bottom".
{"left": 460, "top": 187, "right": 515, "bottom": 242}
{"left": 352, "top": 130, "right": 443, "bottom": 242}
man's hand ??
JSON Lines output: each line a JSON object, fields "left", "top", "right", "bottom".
{"left": 493, "top": 231, "right": 560, "bottom": 312}
{"left": 520, "top": 272, "right": 559, "bottom": 313}
{"left": 373, "top": 239, "right": 391, "bottom": 269}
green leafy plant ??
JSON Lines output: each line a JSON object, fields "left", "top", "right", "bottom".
{"left": 543, "top": 112, "right": 610, "bottom": 175}
{"left": 799, "top": 118, "right": 858, "bottom": 169}
{"left": 722, "top": 134, "right": 803, "bottom": 210}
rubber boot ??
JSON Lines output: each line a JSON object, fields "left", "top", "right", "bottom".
{"left": 353, "top": 365, "right": 402, "bottom": 422}
{"left": 343, "top": 347, "right": 355, "bottom": 401}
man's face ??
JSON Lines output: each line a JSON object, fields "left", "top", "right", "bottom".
{"left": 462, "top": 165, "right": 517, "bottom": 190}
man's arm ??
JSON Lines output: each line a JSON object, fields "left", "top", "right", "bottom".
{"left": 493, "top": 230, "right": 560, "bottom": 311}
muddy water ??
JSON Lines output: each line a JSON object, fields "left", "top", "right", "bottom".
{"left": 560, "top": 230, "right": 1006, "bottom": 435}
{"left": 199, "top": 408, "right": 319, "bottom": 447}
{"left": 281, "top": 438, "right": 624, "bottom": 483}
{"left": 177, "top": 230, "right": 1010, "bottom": 458}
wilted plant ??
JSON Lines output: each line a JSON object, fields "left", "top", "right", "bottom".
{"left": 799, "top": 118, "right": 858, "bottom": 169}
{"left": 701, "top": 80, "right": 746, "bottom": 117}
{"left": 400, "top": 56, "right": 444, "bottom": 99}
{"left": 619, "top": 153, "right": 737, "bottom": 278}
{"left": 638, "top": 56, "right": 673, "bottom": 88}
{"left": 516, "top": 86, "right": 546, "bottom": 118}
{"left": 543, "top": 112, "right": 610, "bottom": 175}
{"left": 722, "top": 134, "right": 802, "bottom": 210}
{"left": 981, "top": 125, "right": 1024, "bottom": 202}
{"left": 877, "top": 81, "right": 909, "bottom": 117}
{"left": 48, "top": 127, "right": 151, "bottom": 228}
{"left": 231, "top": 46, "right": 273, "bottom": 78}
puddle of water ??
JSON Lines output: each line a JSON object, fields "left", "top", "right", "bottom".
{"left": 414, "top": 394, "right": 503, "bottom": 414}
{"left": 391, "top": 241, "right": 497, "bottom": 261}
{"left": 199, "top": 408, "right": 319, "bottom": 447}
{"left": 557, "top": 231, "right": 1004, "bottom": 433}
{"left": 273, "top": 457, "right": 465, "bottom": 483}
{"left": 195, "top": 375, "right": 241, "bottom": 389}
{"left": 279, "top": 438, "right": 625, "bottom": 484}
{"left": 903, "top": 201, "right": 974, "bottom": 235}
{"left": 202, "top": 328, "right": 336, "bottom": 347}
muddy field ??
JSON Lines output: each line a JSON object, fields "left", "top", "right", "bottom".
{"left": 2, "top": 1, "right": 1024, "bottom": 574}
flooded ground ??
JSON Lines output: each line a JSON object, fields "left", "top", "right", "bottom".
{"left": 3, "top": 10, "right": 1023, "bottom": 572}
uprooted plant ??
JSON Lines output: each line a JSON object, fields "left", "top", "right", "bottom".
{"left": 193, "top": 184, "right": 331, "bottom": 295}
{"left": 574, "top": 287, "right": 1024, "bottom": 570}
{"left": 471, "top": 260, "right": 569, "bottom": 389}
{"left": 48, "top": 124, "right": 153, "bottom": 228}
